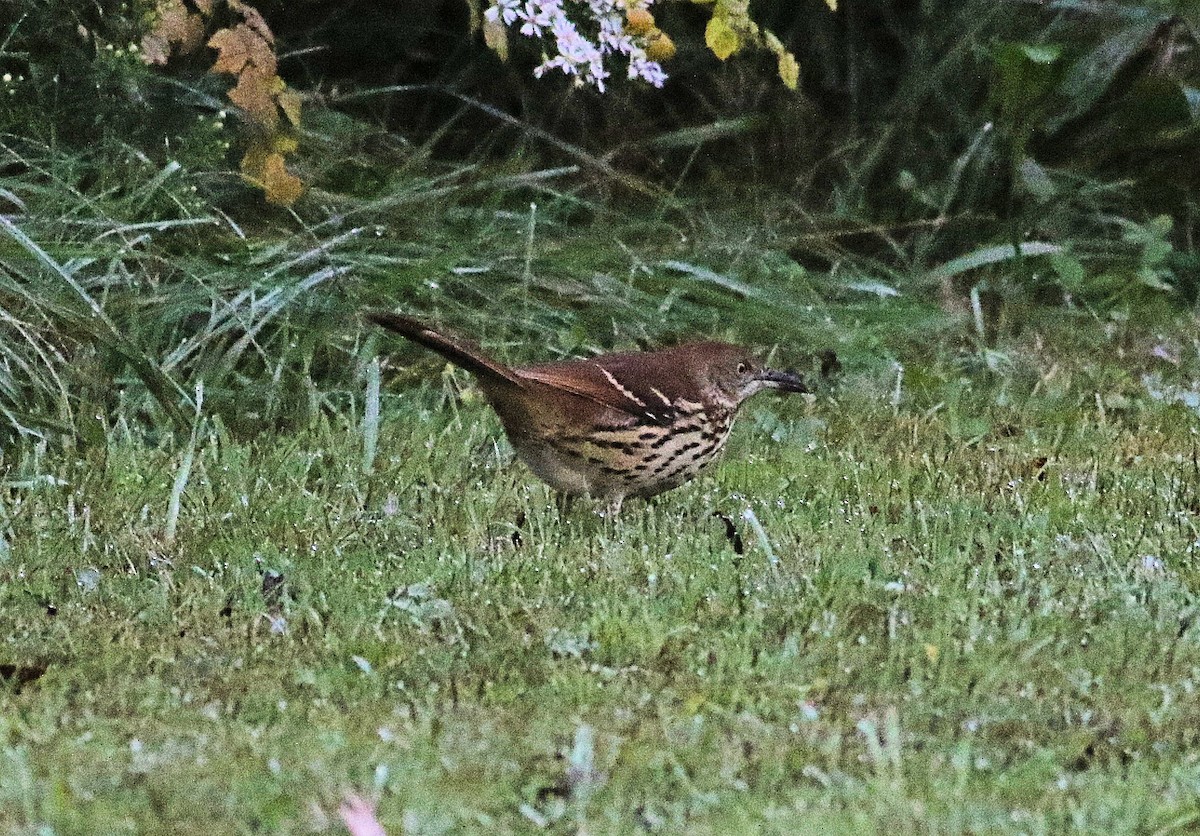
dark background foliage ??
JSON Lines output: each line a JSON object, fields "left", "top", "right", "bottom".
{"left": 0, "top": 0, "right": 1198, "bottom": 440}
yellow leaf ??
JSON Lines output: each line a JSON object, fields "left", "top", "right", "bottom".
{"left": 483, "top": 18, "right": 508, "bottom": 62}
{"left": 924, "top": 643, "right": 939, "bottom": 664}
{"left": 645, "top": 30, "right": 676, "bottom": 62}
{"left": 777, "top": 51, "right": 799, "bottom": 90}
{"left": 244, "top": 151, "right": 303, "bottom": 206}
{"left": 277, "top": 88, "right": 302, "bottom": 127}
{"left": 240, "top": 142, "right": 269, "bottom": 177}
{"left": 262, "top": 154, "right": 303, "bottom": 206}
{"left": 825, "top": 0, "right": 838, "bottom": 10}
{"left": 705, "top": 17, "right": 739, "bottom": 61}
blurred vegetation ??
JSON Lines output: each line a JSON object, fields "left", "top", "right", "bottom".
{"left": 0, "top": 0, "right": 1197, "bottom": 442}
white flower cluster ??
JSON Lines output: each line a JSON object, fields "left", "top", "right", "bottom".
{"left": 485, "top": 0, "right": 667, "bottom": 92}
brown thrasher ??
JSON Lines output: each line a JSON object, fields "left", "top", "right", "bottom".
{"left": 366, "top": 311, "right": 809, "bottom": 508}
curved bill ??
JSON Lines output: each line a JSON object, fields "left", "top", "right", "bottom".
{"left": 757, "top": 368, "right": 810, "bottom": 393}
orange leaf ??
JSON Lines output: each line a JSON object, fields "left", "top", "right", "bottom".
{"left": 228, "top": 0, "right": 275, "bottom": 44}
{"left": 141, "top": 34, "right": 169, "bottom": 66}
{"left": 209, "top": 23, "right": 276, "bottom": 76}
{"left": 177, "top": 14, "right": 206, "bottom": 54}
{"left": 227, "top": 68, "right": 280, "bottom": 129}
{"left": 141, "top": 0, "right": 205, "bottom": 65}
{"left": 208, "top": 26, "right": 250, "bottom": 74}
{"left": 626, "top": 9, "right": 655, "bottom": 34}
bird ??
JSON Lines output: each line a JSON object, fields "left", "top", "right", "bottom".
{"left": 365, "top": 310, "right": 810, "bottom": 510}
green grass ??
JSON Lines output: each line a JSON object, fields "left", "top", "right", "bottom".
{"left": 4, "top": 314, "right": 1200, "bottom": 832}
{"left": 3, "top": 50, "right": 1199, "bottom": 832}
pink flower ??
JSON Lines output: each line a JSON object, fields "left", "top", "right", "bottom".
{"left": 488, "top": 0, "right": 669, "bottom": 90}
{"left": 337, "top": 795, "right": 385, "bottom": 836}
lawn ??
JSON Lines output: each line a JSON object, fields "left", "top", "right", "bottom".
{"left": 4, "top": 0, "right": 1200, "bottom": 829}
{"left": 4, "top": 299, "right": 1200, "bottom": 833}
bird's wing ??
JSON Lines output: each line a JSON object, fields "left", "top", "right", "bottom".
{"left": 518, "top": 355, "right": 689, "bottom": 425}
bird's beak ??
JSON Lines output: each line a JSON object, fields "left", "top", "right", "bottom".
{"left": 756, "top": 368, "right": 810, "bottom": 393}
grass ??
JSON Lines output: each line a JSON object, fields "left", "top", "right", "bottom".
{"left": 3, "top": 55, "right": 1200, "bottom": 831}
{"left": 4, "top": 303, "right": 1200, "bottom": 832}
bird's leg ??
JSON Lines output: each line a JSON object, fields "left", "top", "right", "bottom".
{"left": 600, "top": 495, "right": 624, "bottom": 518}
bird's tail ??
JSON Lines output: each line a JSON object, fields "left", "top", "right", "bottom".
{"left": 363, "top": 310, "right": 523, "bottom": 387}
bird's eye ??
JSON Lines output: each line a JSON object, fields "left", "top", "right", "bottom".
{"left": 737, "top": 362, "right": 748, "bottom": 375}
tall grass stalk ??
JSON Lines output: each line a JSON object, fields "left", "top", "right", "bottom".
{"left": 164, "top": 381, "right": 203, "bottom": 546}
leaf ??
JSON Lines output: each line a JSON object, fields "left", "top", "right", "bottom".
{"left": 646, "top": 31, "right": 676, "bottom": 62}
{"left": 264, "top": 156, "right": 303, "bottom": 207}
{"left": 660, "top": 259, "right": 761, "bottom": 298}
{"left": 208, "top": 26, "right": 249, "bottom": 74}
{"left": 705, "top": 17, "right": 739, "bottom": 61}
{"left": 1049, "top": 252, "right": 1086, "bottom": 291}
{"left": 845, "top": 280, "right": 899, "bottom": 298}
{"left": 277, "top": 88, "right": 302, "bottom": 127}
{"left": 1046, "top": 19, "right": 1161, "bottom": 132}
{"left": 1019, "top": 44, "right": 1061, "bottom": 64}
{"left": 626, "top": 9, "right": 655, "bottom": 34}
{"left": 645, "top": 116, "right": 762, "bottom": 149}
{"left": 1138, "top": 266, "right": 1172, "bottom": 291}
{"left": 992, "top": 41, "right": 1064, "bottom": 132}
{"left": 243, "top": 151, "right": 303, "bottom": 206}
{"left": 928, "top": 242, "right": 1064, "bottom": 282}
{"left": 483, "top": 18, "right": 508, "bottom": 62}
{"left": 240, "top": 143, "right": 270, "bottom": 178}
{"left": 141, "top": 34, "right": 169, "bottom": 66}
{"left": 824, "top": 0, "right": 837, "bottom": 10}
{"left": 228, "top": 0, "right": 274, "bottom": 44}
{"left": 140, "top": 0, "right": 205, "bottom": 65}
{"left": 272, "top": 134, "right": 299, "bottom": 155}
{"left": 227, "top": 68, "right": 281, "bottom": 129}
{"left": 1184, "top": 85, "right": 1199, "bottom": 118}
{"left": 777, "top": 51, "right": 799, "bottom": 90}
{"left": 1018, "top": 156, "right": 1057, "bottom": 202}
{"left": 209, "top": 23, "right": 276, "bottom": 76}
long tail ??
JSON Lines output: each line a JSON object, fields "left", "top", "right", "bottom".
{"left": 363, "top": 310, "right": 523, "bottom": 387}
